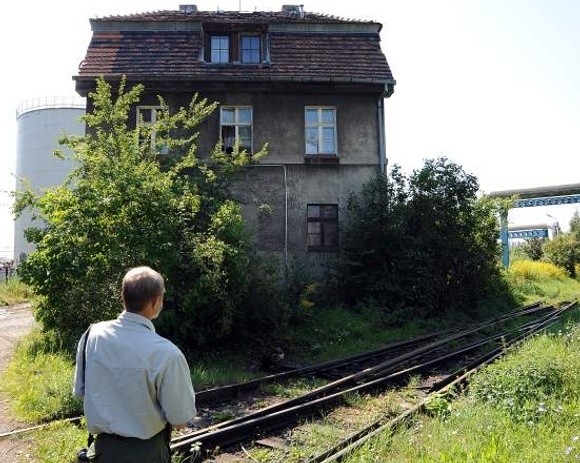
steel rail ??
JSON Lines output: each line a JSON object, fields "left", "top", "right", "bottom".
{"left": 170, "top": 305, "right": 560, "bottom": 455}
{"left": 196, "top": 329, "right": 448, "bottom": 404}
{"left": 197, "top": 300, "right": 547, "bottom": 403}
{"left": 0, "top": 301, "right": 551, "bottom": 441}
{"left": 170, "top": 326, "right": 522, "bottom": 455}
{"left": 303, "top": 300, "right": 576, "bottom": 463}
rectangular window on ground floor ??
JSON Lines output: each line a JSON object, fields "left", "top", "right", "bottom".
{"left": 307, "top": 204, "right": 339, "bottom": 251}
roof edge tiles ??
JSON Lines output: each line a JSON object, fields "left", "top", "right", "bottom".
{"left": 74, "top": 74, "right": 395, "bottom": 85}
{"left": 91, "top": 9, "right": 379, "bottom": 26}
{"left": 90, "top": 20, "right": 377, "bottom": 34}
{"left": 91, "top": 19, "right": 202, "bottom": 32}
{"left": 269, "top": 23, "right": 380, "bottom": 33}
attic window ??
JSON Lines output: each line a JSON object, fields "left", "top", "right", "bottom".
{"left": 210, "top": 35, "right": 229, "bottom": 63}
{"left": 205, "top": 31, "right": 265, "bottom": 64}
{"left": 241, "top": 35, "right": 261, "bottom": 64}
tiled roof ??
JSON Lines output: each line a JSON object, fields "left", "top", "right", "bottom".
{"left": 76, "top": 9, "right": 395, "bottom": 87}
{"left": 94, "top": 10, "right": 378, "bottom": 26}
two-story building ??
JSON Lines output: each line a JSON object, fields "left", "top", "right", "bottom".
{"left": 74, "top": 4, "right": 395, "bottom": 272}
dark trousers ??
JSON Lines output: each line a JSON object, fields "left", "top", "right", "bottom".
{"left": 93, "top": 429, "right": 170, "bottom": 463}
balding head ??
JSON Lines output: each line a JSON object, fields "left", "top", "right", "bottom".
{"left": 122, "top": 266, "right": 165, "bottom": 314}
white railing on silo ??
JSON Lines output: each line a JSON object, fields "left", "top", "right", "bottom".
{"left": 16, "top": 96, "right": 86, "bottom": 118}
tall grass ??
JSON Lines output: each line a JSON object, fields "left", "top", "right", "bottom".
{"left": 284, "top": 305, "right": 450, "bottom": 363}
{"left": 190, "top": 354, "right": 261, "bottom": 388}
{"left": 343, "top": 315, "right": 580, "bottom": 463}
{"left": 0, "top": 329, "right": 82, "bottom": 422}
{"left": 32, "top": 421, "right": 87, "bottom": 463}
{"left": 0, "top": 277, "right": 34, "bottom": 306}
{"left": 506, "top": 260, "right": 580, "bottom": 304}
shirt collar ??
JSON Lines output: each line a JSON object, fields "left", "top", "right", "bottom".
{"left": 118, "top": 310, "right": 156, "bottom": 333}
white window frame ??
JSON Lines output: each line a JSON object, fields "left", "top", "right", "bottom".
{"left": 136, "top": 106, "right": 162, "bottom": 149}
{"left": 220, "top": 106, "right": 253, "bottom": 154}
{"left": 305, "top": 106, "right": 337, "bottom": 155}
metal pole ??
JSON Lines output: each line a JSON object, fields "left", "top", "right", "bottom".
{"left": 500, "top": 211, "right": 509, "bottom": 268}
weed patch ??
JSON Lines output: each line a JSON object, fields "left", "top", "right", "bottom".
{"left": 261, "top": 377, "right": 327, "bottom": 398}
{"left": 0, "top": 329, "right": 81, "bottom": 422}
{"left": 506, "top": 260, "right": 580, "bottom": 304}
{"left": 470, "top": 324, "right": 580, "bottom": 423}
{"left": 342, "top": 314, "right": 580, "bottom": 463}
{"left": 0, "top": 278, "right": 34, "bottom": 306}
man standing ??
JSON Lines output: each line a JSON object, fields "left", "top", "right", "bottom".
{"left": 73, "top": 266, "right": 196, "bottom": 462}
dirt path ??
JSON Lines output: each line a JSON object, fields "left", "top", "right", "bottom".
{"left": 0, "top": 303, "right": 37, "bottom": 462}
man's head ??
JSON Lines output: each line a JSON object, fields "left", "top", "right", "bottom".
{"left": 122, "top": 266, "right": 165, "bottom": 319}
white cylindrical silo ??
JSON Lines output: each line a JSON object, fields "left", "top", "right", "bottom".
{"left": 14, "top": 96, "right": 85, "bottom": 263}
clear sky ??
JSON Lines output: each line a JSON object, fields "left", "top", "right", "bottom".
{"left": 1, "top": 0, "right": 579, "bottom": 257}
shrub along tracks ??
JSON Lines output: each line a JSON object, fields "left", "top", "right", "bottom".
{"left": 170, "top": 300, "right": 573, "bottom": 462}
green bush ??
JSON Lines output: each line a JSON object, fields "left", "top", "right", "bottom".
{"left": 543, "top": 233, "right": 580, "bottom": 278}
{"left": 332, "top": 158, "right": 509, "bottom": 321}
{"left": 14, "top": 77, "right": 283, "bottom": 352}
{"left": 519, "top": 237, "right": 545, "bottom": 261}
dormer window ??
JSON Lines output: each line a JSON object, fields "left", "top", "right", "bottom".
{"left": 205, "top": 29, "right": 266, "bottom": 64}
{"left": 241, "top": 35, "right": 261, "bottom": 64}
{"left": 210, "top": 35, "right": 230, "bottom": 63}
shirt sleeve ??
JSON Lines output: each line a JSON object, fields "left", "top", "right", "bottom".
{"left": 72, "top": 330, "right": 88, "bottom": 399}
{"left": 157, "top": 351, "right": 196, "bottom": 426}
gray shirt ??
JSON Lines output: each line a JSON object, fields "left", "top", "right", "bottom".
{"left": 73, "top": 311, "right": 196, "bottom": 439}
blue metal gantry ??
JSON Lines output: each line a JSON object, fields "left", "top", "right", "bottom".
{"left": 508, "top": 228, "right": 549, "bottom": 239}
{"left": 488, "top": 183, "right": 580, "bottom": 267}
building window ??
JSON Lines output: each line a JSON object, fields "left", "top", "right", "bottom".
{"left": 305, "top": 107, "right": 337, "bottom": 155}
{"left": 205, "top": 31, "right": 265, "bottom": 64}
{"left": 210, "top": 35, "right": 230, "bottom": 63}
{"left": 307, "top": 204, "right": 339, "bottom": 251}
{"left": 136, "top": 106, "right": 162, "bottom": 150}
{"left": 241, "top": 35, "right": 261, "bottom": 64}
{"left": 220, "top": 106, "right": 253, "bottom": 153}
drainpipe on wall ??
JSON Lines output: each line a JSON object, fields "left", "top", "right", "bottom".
{"left": 249, "top": 164, "right": 289, "bottom": 272}
{"left": 377, "top": 95, "right": 387, "bottom": 173}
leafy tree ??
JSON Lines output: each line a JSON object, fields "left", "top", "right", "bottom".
{"left": 570, "top": 210, "right": 580, "bottom": 240}
{"left": 15, "top": 77, "right": 276, "bottom": 351}
{"left": 333, "top": 157, "right": 505, "bottom": 320}
{"left": 541, "top": 211, "right": 580, "bottom": 278}
{"left": 543, "top": 233, "right": 579, "bottom": 278}
{"left": 520, "top": 237, "right": 544, "bottom": 261}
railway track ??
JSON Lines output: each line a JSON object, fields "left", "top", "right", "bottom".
{"left": 196, "top": 300, "right": 549, "bottom": 404}
{"left": 0, "top": 299, "right": 571, "bottom": 458}
{"left": 169, "top": 300, "right": 574, "bottom": 461}
{"left": 303, "top": 300, "right": 577, "bottom": 463}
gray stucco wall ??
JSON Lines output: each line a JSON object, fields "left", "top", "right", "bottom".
{"left": 121, "top": 86, "right": 384, "bottom": 273}
{"left": 138, "top": 90, "right": 382, "bottom": 166}
{"left": 230, "top": 164, "right": 378, "bottom": 267}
